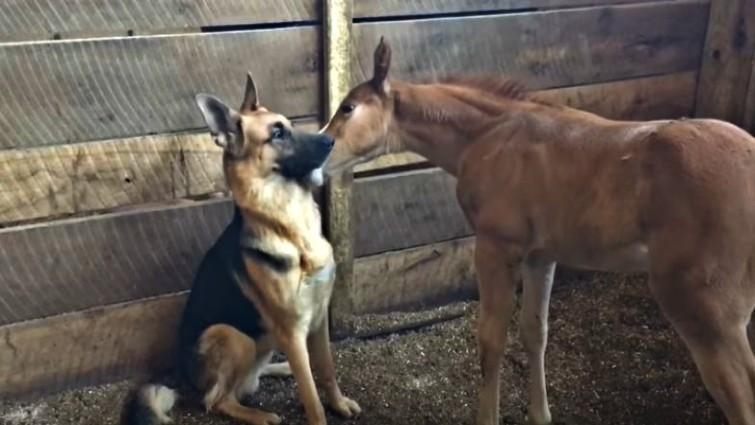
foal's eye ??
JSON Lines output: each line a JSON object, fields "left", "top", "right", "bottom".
{"left": 340, "top": 103, "right": 356, "bottom": 115}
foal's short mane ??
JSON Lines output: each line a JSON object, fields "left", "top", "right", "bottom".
{"left": 438, "top": 74, "right": 561, "bottom": 110}
{"left": 440, "top": 75, "right": 530, "bottom": 101}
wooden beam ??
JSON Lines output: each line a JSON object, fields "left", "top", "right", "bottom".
{"left": 0, "top": 119, "right": 318, "bottom": 225}
{"left": 354, "top": 169, "right": 472, "bottom": 257}
{"left": 0, "top": 293, "right": 186, "bottom": 399}
{"left": 352, "top": 237, "right": 476, "bottom": 315}
{"left": 324, "top": 0, "right": 356, "bottom": 334}
{"left": 0, "top": 0, "right": 317, "bottom": 42}
{"left": 0, "top": 199, "right": 232, "bottom": 325}
{"left": 354, "top": 0, "right": 666, "bottom": 19}
{"left": 695, "top": 0, "right": 755, "bottom": 124}
{"left": 536, "top": 72, "right": 698, "bottom": 121}
{"left": 744, "top": 62, "right": 755, "bottom": 133}
{"left": 352, "top": 1, "right": 708, "bottom": 88}
{"left": 0, "top": 27, "right": 319, "bottom": 150}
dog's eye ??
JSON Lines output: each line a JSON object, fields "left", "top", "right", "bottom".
{"left": 270, "top": 122, "right": 285, "bottom": 141}
{"left": 340, "top": 103, "right": 356, "bottom": 115}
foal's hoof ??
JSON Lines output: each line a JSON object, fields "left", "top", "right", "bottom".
{"left": 526, "top": 412, "right": 552, "bottom": 425}
{"left": 330, "top": 396, "right": 362, "bottom": 418}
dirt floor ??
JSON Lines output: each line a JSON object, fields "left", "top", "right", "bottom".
{"left": 0, "top": 272, "right": 725, "bottom": 425}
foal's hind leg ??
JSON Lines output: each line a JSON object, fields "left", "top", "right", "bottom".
{"left": 650, "top": 271, "right": 755, "bottom": 425}
{"left": 475, "top": 236, "right": 521, "bottom": 425}
{"left": 520, "top": 256, "right": 556, "bottom": 425}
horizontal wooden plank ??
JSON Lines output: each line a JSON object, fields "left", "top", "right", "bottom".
{"left": 354, "top": 168, "right": 472, "bottom": 256}
{"left": 352, "top": 237, "right": 476, "bottom": 315}
{"left": 0, "top": 293, "right": 185, "bottom": 399}
{"left": 354, "top": 0, "right": 661, "bottom": 19}
{"left": 0, "top": 27, "right": 319, "bottom": 150}
{"left": 0, "top": 199, "right": 232, "bottom": 325}
{"left": 0, "top": 119, "right": 318, "bottom": 225}
{"left": 0, "top": 0, "right": 317, "bottom": 42}
{"left": 352, "top": 1, "right": 708, "bottom": 88}
{"left": 353, "top": 72, "right": 697, "bottom": 173}
{"left": 536, "top": 71, "right": 697, "bottom": 120}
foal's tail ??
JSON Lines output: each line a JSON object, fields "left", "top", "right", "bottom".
{"left": 121, "top": 384, "right": 178, "bottom": 425}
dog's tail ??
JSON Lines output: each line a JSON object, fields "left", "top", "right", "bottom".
{"left": 121, "top": 384, "right": 178, "bottom": 425}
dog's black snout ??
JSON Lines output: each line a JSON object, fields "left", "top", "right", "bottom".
{"left": 321, "top": 134, "right": 335, "bottom": 149}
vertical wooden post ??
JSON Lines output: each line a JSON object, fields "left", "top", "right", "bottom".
{"left": 745, "top": 60, "right": 755, "bottom": 133}
{"left": 695, "top": 0, "right": 755, "bottom": 125}
{"left": 324, "top": 0, "right": 355, "bottom": 338}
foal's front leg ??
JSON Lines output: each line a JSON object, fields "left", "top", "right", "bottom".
{"left": 520, "top": 256, "right": 556, "bottom": 425}
{"left": 475, "top": 236, "right": 521, "bottom": 425}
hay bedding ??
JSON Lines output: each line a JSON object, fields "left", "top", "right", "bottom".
{"left": 0, "top": 273, "right": 724, "bottom": 425}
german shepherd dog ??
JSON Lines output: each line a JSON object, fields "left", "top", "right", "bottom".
{"left": 123, "top": 74, "right": 360, "bottom": 425}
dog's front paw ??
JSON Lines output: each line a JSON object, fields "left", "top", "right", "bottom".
{"left": 330, "top": 396, "right": 361, "bottom": 418}
{"left": 260, "top": 412, "right": 282, "bottom": 425}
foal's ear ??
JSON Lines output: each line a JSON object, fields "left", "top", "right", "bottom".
{"left": 195, "top": 93, "right": 242, "bottom": 152}
{"left": 240, "top": 72, "right": 260, "bottom": 112}
{"left": 372, "top": 36, "right": 391, "bottom": 94}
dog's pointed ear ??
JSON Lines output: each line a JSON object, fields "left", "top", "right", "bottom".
{"left": 240, "top": 72, "right": 260, "bottom": 112}
{"left": 195, "top": 93, "right": 242, "bottom": 151}
{"left": 372, "top": 36, "right": 391, "bottom": 94}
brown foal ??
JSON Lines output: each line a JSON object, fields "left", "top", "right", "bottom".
{"left": 322, "top": 38, "right": 755, "bottom": 425}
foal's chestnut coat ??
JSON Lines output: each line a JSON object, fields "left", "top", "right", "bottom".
{"left": 324, "top": 39, "right": 755, "bottom": 425}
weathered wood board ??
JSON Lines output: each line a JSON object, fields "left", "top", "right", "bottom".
{"left": 354, "top": 0, "right": 672, "bottom": 19}
{"left": 352, "top": 1, "right": 708, "bottom": 88}
{"left": 0, "top": 293, "right": 186, "bottom": 399}
{"left": 0, "top": 119, "right": 318, "bottom": 225}
{"left": 536, "top": 71, "right": 697, "bottom": 121}
{"left": 746, "top": 63, "right": 755, "bottom": 133}
{"left": 351, "top": 237, "right": 476, "bottom": 315}
{"left": 0, "top": 27, "right": 319, "bottom": 150}
{"left": 354, "top": 169, "right": 471, "bottom": 257}
{"left": 0, "top": 199, "right": 232, "bottom": 325}
{"left": 695, "top": 0, "right": 755, "bottom": 124}
{"left": 0, "top": 0, "right": 317, "bottom": 42}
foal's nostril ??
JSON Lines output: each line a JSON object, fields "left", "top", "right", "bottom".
{"left": 323, "top": 135, "right": 335, "bottom": 148}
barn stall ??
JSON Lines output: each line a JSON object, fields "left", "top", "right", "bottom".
{"left": 0, "top": 0, "right": 753, "bottom": 424}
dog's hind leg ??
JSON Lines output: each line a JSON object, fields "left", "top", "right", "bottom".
{"left": 520, "top": 256, "right": 555, "bottom": 425}
{"left": 197, "top": 325, "right": 281, "bottom": 425}
{"left": 215, "top": 396, "right": 281, "bottom": 425}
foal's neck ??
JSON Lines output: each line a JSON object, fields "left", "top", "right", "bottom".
{"left": 391, "top": 81, "right": 535, "bottom": 175}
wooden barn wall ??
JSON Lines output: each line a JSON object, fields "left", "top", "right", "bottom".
{"left": 0, "top": 0, "right": 710, "bottom": 398}
{"left": 694, "top": 0, "right": 755, "bottom": 133}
